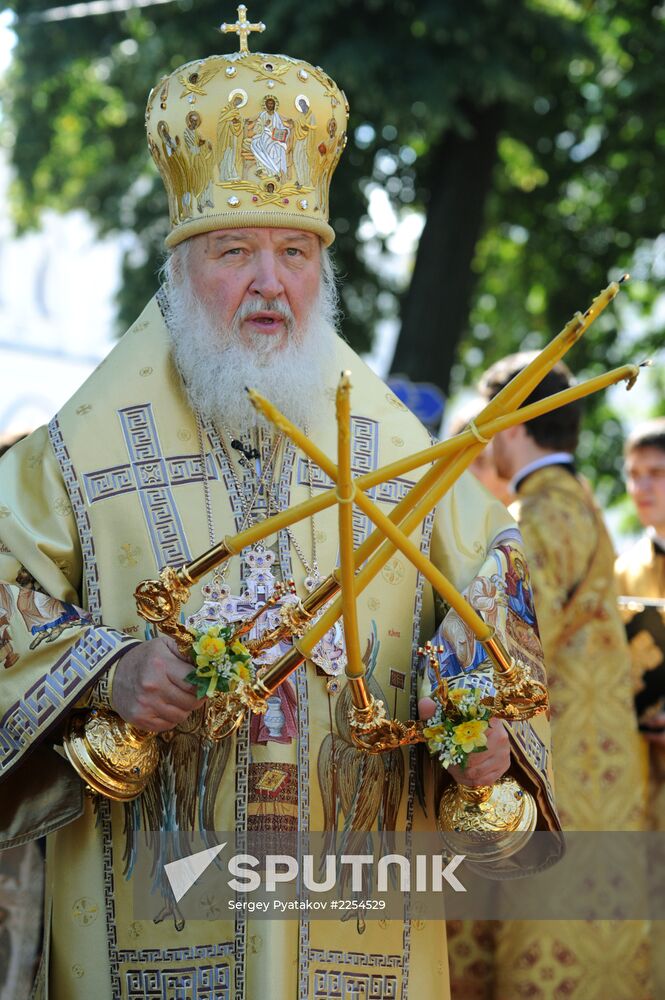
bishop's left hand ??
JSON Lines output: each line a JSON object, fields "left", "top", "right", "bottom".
{"left": 418, "top": 698, "right": 511, "bottom": 787}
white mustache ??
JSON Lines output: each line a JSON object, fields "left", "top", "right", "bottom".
{"left": 233, "top": 297, "right": 295, "bottom": 331}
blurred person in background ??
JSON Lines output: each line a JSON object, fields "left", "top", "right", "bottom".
{"left": 614, "top": 419, "right": 665, "bottom": 995}
{"left": 616, "top": 418, "right": 665, "bottom": 750}
{"left": 616, "top": 418, "right": 665, "bottom": 631}
{"left": 446, "top": 353, "right": 651, "bottom": 1000}
{"left": 616, "top": 426, "right": 665, "bottom": 805}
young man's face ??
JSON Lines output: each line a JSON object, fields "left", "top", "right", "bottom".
{"left": 469, "top": 450, "right": 512, "bottom": 506}
{"left": 488, "top": 430, "right": 514, "bottom": 482}
{"left": 625, "top": 445, "right": 665, "bottom": 533}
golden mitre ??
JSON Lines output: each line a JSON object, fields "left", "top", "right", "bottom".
{"left": 145, "top": 4, "right": 349, "bottom": 248}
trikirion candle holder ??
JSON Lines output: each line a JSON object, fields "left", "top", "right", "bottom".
{"left": 64, "top": 279, "right": 637, "bottom": 841}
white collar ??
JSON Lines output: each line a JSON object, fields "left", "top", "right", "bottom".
{"left": 646, "top": 526, "right": 665, "bottom": 550}
{"left": 511, "top": 452, "right": 575, "bottom": 492}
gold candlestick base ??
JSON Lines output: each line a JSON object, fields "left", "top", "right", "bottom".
{"left": 63, "top": 707, "right": 160, "bottom": 801}
{"left": 204, "top": 678, "right": 270, "bottom": 741}
{"left": 348, "top": 694, "right": 425, "bottom": 753}
{"left": 437, "top": 777, "right": 538, "bottom": 861}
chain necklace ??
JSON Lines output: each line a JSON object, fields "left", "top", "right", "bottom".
{"left": 195, "top": 411, "right": 282, "bottom": 586}
{"left": 235, "top": 433, "right": 320, "bottom": 591}
{"left": 220, "top": 420, "right": 320, "bottom": 590}
{"left": 195, "top": 412, "right": 319, "bottom": 590}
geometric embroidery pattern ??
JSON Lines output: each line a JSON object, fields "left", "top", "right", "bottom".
{"left": 0, "top": 626, "right": 133, "bottom": 776}
{"left": 120, "top": 943, "right": 234, "bottom": 1000}
{"left": 297, "top": 416, "right": 416, "bottom": 546}
{"left": 118, "top": 944, "right": 234, "bottom": 962}
{"left": 310, "top": 970, "right": 399, "bottom": 998}
{"left": 510, "top": 719, "right": 549, "bottom": 773}
{"left": 99, "top": 799, "right": 120, "bottom": 995}
{"left": 124, "top": 962, "right": 231, "bottom": 999}
{"left": 48, "top": 415, "right": 102, "bottom": 624}
{"left": 234, "top": 715, "right": 251, "bottom": 998}
{"left": 308, "top": 949, "right": 403, "bottom": 967}
{"left": 509, "top": 719, "right": 554, "bottom": 811}
{"left": 309, "top": 950, "right": 403, "bottom": 999}
{"left": 82, "top": 403, "right": 219, "bottom": 570}
{"left": 115, "top": 403, "right": 204, "bottom": 568}
{"left": 49, "top": 413, "right": 116, "bottom": 711}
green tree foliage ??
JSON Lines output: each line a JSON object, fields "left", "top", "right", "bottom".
{"left": 3, "top": 0, "right": 664, "bottom": 501}
{"left": 458, "top": 0, "right": 665, "bottom": 501}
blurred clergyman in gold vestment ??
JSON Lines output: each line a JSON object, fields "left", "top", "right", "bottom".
{"left": 0, "top": 14, "right": 559, "bottom": 1000}
{"left": 445, "top": 356, "right": 651, "bottom": 999}
{"left": 616, "top": 418, "right": 665, "bottom": 997}
{"left": 616, "top": 417, "right": 665, "bottom": 813}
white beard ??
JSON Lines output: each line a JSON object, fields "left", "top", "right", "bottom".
{"left": 164, "top": 256, "right": 339, "bottom": 434}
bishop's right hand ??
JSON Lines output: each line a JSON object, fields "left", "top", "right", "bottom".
{"left": 111, "top": 635, "right": 205, "bottom": 732}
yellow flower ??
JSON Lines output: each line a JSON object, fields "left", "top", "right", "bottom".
{"left": 423, "top": 723, "right": 447, "bottom": 742}
{"left": 236, "top": 662, "right": 252, "bottom": 683}
{"left": 448, "top": 688, "right": 467, "bottom": 706}
{"left": 231, "top": 639, "right": 249, "bottom": 657}
{"left": 451, "top": 720, "right": 488, "bottom": 753}
{"left": 196, "top": 634, "right": 227, "bottom": 659}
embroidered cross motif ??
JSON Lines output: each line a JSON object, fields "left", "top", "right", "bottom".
{"left": 82, "top": 404, "right": 218, "bottom": 569}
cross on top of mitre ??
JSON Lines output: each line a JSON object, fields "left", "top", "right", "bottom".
{"left": 219, "top": 4, "right": 266, "bottom": 54}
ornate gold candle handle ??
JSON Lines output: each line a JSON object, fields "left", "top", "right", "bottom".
{"left": 483, "top": 633, "right": 548, "bottom": 719}
{"left": 347, "top": 689, "right": 426, "bottom": 753}
{"left": 63, "top": 706, "right": 160, "bottom": 801}
{"left": 244, "top": 598, "right": 314, "bottom": 656}
{"left": 203, "top": 679, "right": 271, "bottom": 741}
{"left": 62, "top": 564, "right": 196, "bottom": 800}
{"left": 437, "top": 779, "right": 538, "bottom": 861}
{"left": 133, "top": 566, "right": 193, "bottom": 654}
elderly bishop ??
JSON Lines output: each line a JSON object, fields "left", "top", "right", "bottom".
{"left": 0, "top": 11, "right": 558, "bottom": 1000}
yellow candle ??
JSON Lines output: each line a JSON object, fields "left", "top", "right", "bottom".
{"left": 355, "top": 284, "right": 631, "bottom": 564}
{"left": 336, "top": 372, "right": 366, "bottom": 678}
{"left": 494, "top": 278, "right": 626, "bottom": 412}
{"left": 252, "top": 376, "right": 493, "bottom": 639}
{"left": 243, "top": 283, "right": 632, "bottom": 672}
{"left": 297, "top": 357, "right": 640, "bottom": 657}
{"left": 180, "top": 356, "right": 639, "bottom": 590}
{"left": 341, "top": 281, "right": 630, "bottom": 578}
{"left": 247, "top": 387, "right": 312, "bottom": 453}
{"left": 249, "top": 382, "right": 492, "bottom": 653}
{"left": 246, "top": 357, "right": 641, "bottom": 659}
